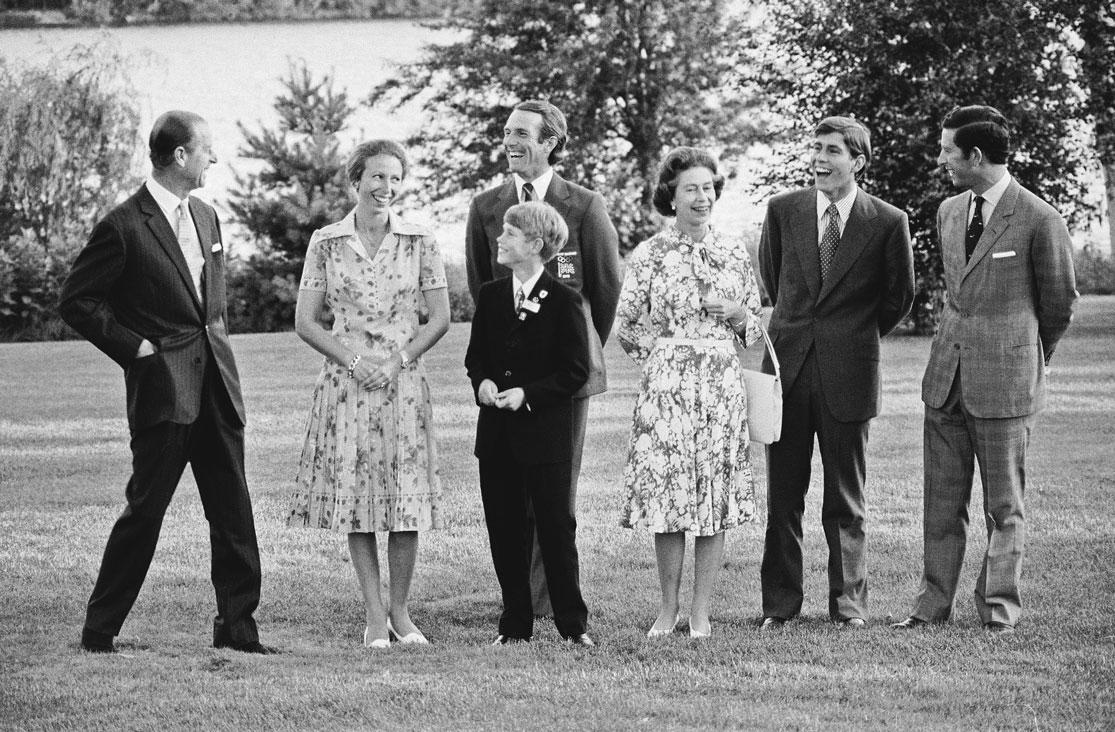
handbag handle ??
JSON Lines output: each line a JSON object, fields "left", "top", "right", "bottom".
{"left": 754, "top": 320, "right": 781, "bottom": 377}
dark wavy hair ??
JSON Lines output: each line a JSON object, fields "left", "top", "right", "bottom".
{"left": 652, "top": 147, "right": 725, "bottom": 217}
{"left": 346, "top": 139, "right": 409, "bottom": 186}
{"left": 149, "top": 110, "right": 206, "bottom": 169}
{"left": 513, "top": 99, "right": 568, "bottom": 165}
{"left": 941, "top": 105, "right": 1010, "bottom": 164}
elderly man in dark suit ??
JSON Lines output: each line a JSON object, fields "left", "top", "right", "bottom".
{"left": 60, "top": 110, "right": 272, "bottom": 654}
{"left": 758, "top": 116, "right": 915, "bottom": 630}
{"left": 466, "top": 99, "right": 621, "bottom": 616}
{"left": 466, "top": 201, "right": 594, "bottom": 647}
{"left": 892, "top": 105, "right": 1077, "bottom": 635}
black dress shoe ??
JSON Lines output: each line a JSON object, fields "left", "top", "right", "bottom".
{"left": 81, "top": 628, "right": 116, "bottom": 653}
{"left": 984, "top": 622, "right": 1015, "bottom": 635}
{"left": 564, "top": 633, "right": 596, "bottom": 647}
{"left": 215, "top": 640, "right": 279, "bottom": 655}
{"left": 491, "top": 634, "right": 529, "bottom": 646}
{"left": 890, "top": 616, "right": 929, "bottom": 630}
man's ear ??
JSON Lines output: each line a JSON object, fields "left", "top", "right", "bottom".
{"left": 968, "top": 146, "right": 985, "bottom": 166}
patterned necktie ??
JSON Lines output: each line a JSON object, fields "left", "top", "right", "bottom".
{"left": 514, "top": 286, "right": 525, "bottom": 312}
{"left": 965, "top": 195, "right": 985, "bottom": 262}
{"left": 176, "top": 200, "right": 205, "bottom": 300}
{"left": 521, "top": 182, "right": 535, "bottom": 202}
{"left": 819, "top": 203, "right": 840, "bottom": 281}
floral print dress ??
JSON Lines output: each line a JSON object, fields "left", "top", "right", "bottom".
{"left": 287, "top": 209, "right": 447, "bottom": 533}
{"left": 617, "top": 225, "right": 764, "bottom": 535}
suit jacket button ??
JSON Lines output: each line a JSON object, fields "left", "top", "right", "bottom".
{"left": 194, "top": 357, "right": 202, "bottom": 364}
{"left": 953, "top": 343, "right": 961, "bottom": 350}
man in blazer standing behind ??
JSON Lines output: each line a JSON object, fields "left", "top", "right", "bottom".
{"left": 466, "top": 99, "right": 621, "bottom": 616}
{"left": 60, "top": 111, "right": 272, "bottom": 654}
{"left": 758, "top": 116, "right": 915, "bottom": 630}
{"left": 892, "top": 105, "right": 1077, "bottom": 634}
{"left": 466, "top": 201, "right": 594, "bottom": 646}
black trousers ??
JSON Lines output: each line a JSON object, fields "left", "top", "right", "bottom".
{"left": 760, "top": 348, "right": 870, "bottom": 621}
{"left": 479, "top": 457, "right": 588, "bottom": 639}
{"left": 83, "top": 368, "right": 262, "bottom": 646}
{"left": 527, "top": 394, "right": 589, "bottom": 614}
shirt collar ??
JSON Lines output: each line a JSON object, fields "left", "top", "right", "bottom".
{"left": 970, "top": 172, "right": 1011, "bottom": 214}
{"left": 512, "top": 267, "right": 545, "bottom": 301}
{"left": 513, "top": 168, "right": 554, "bottom": 203}
{"left": 816, "top": 186, "right": 858, "bottom": 224}
{"left": 146, "top": 177, "right": 187, "bottom": 222}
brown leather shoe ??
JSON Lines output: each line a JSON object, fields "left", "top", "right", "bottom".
{"left": 984, "top": 622, "right": 1015, "bottom": 635}
{"left": 835, "top": 617, "right": 866, "bottom": 629}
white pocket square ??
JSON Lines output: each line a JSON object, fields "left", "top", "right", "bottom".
{"left": 211, "top": 243, "right": 223, "bottom": 253}
{"left": 991, "top": 250, "right": 1016, "bottom": 259}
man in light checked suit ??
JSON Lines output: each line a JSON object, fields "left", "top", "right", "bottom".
{"left": 892, "top": 105, "right": 1077, "bottom": 635}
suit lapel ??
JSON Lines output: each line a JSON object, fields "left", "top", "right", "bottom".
{"left": 787, "top": 188, "right": 821, "bottom": 302}
{"left": 137, "top": 187, "right": 204, "bottom": 316}
{"left": 817, "top": 189, "right": 877, "bottom": 302}
{"left": 544, "top": 174, "right": 572, "bottom": 219}
{"left": 962, "top": 180, "right": 1019, "bottom": 281}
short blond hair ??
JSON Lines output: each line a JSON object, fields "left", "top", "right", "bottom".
{"left": 504, "top": 201, "right": 569, "bottom": 261}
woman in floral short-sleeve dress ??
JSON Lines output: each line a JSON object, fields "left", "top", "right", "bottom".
{"left": 617, "top": 147, "right": 764, "bottom": 640}
{"left": 287, "top": 140, "right": 450, "bottom": 649}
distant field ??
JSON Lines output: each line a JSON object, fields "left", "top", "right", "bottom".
{"left": 1, "top": 297, "right": 1112, "bottom": 730}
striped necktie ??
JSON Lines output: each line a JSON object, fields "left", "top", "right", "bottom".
{"left": 965, "top": 195, "right": 984, "bottom": 262}
{"left": 521, "top": 182, "right": 534, "bottom": 202}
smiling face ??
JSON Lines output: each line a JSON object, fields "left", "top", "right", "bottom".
{"left": 671, "top": 166, "right": 717, "bottom": 230}
{"left": 355, "top": 153, "right": 404, "bottom": 214}
{"left": 937, "top": 127, "right": 979, "bottom": 190}
{"left": 811, "top": 131, "right": 863, "bottom": 201}
{"left": 503, "top": 109, "right": 556, "bottom": 181}
{"left": 496, "top": 222, "right": 542, "bottom": 269}
{"left": 181, "top": 121, "right": 216, "bottom": 191}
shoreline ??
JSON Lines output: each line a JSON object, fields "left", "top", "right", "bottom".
{"left": 0, "top": 10, "right": 441, "bottom": 30}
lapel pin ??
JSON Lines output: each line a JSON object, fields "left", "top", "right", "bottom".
{"left": 211, "top": 243, "right": 222, "bottom": 253}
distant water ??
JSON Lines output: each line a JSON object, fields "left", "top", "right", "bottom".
{"left": 0, "top": 19, "right": 460, "bottom": 253}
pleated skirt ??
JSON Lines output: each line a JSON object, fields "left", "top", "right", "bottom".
{"left": 287, "top": 361, "right": 442, "bottom": 533}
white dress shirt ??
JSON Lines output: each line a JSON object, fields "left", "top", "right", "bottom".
{"left": 968, "top": 172, "right": 1012, "bottom": 225}
{"left": 513, "top": 168, "right": 555, "bottom": 204}
{"left": 816, "top": 187, "right": 858, "bottom": 241}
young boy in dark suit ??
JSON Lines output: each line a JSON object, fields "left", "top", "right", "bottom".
{"left": 465, "top": 201, "right": 595, "bottom": 647}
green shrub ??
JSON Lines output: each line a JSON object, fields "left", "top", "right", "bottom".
{"left": 1074, "top": 245, "right": 1115, "bottom": 295}
{"left": 0, "top": 42, "right": 142, "bottom": 341}
{"left": 225, "top": 256, "right": 299, "bottom": 334}
{"left": 445, "top": 259, "right": 474, "bottom": 322}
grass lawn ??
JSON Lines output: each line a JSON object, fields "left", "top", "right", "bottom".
{"left": 1, "top": 297, "right": 1113, "bottom": 730}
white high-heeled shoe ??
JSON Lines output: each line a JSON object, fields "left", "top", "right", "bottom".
{"left": 363, "top": 627, "right": 390, "bottom": 649}
{"left": 689, "top": 622, "right": 712, "bottom": 639}
{"left": 647, "top": 613, "right": 681, "bottom": 639}
{"left": 387, "top": 618, "right": 429, "bottom": 645}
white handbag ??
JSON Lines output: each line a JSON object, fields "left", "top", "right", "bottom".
{"left": 740, "top": 322, "right": 782, "bottom": 445}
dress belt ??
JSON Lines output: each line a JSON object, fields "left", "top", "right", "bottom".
{"left": 655, "top": 337, "right": 734, "bottom": 350}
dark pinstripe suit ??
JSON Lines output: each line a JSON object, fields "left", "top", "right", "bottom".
{"left": 60, "top": 184, "right": 262, "bottom": 647}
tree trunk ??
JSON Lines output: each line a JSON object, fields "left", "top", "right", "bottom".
{"left": 1103, "top": 157, "right": 1115, "bottom": 257}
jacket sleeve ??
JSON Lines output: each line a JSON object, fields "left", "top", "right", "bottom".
{"left": 465, "top": 196, "right": 491, "bottom": 305}
{"left": 758, "top": 199, "right": 782, "bottom": 306}
{"left": 877, "top": 210, "right": 915, "bottom": 335}
{"left": 1032, "top": 206, "right": 1078, "bottom": 363}
{"left": 464, "top": 287, "right": 491, "bottom": 404}
{"left": 579, "top": 191, "right": 622, "bottom": 344}
{"left": 58, "top": 217, "right": 144, "bottom": 367}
